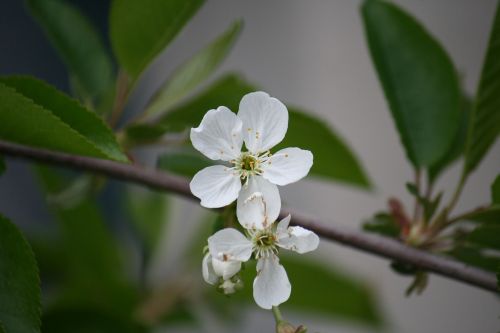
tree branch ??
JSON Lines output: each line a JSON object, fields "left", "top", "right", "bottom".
{"left": 0, "top": 140, "right": 497, "bottom": 293}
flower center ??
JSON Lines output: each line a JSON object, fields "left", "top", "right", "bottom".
{"left": 240, "top": 153, "right": 259, "bottom": 172}
{"left": 251, "top": 229, "right": 278, "bottom": 259}
{"left": 231, "top": 151, "right": 271, "bottom": 183}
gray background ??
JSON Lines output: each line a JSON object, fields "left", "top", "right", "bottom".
{"left": 1, "top": 0, "right": 499, "bottom": 332}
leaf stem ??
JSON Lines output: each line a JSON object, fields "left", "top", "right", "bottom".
{"left": 444, "top": 205, "right": 489, "bottom": 227}
{"left": 413, "top": 169, "right": 422, "bottom": 222}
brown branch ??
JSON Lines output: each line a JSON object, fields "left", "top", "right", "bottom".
{"left": 0, "top": 140, "right": 497, "bottom": 293}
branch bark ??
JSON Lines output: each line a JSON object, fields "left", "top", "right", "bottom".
{"left": 0, "top": 140, "right": 497, "bottom": 293}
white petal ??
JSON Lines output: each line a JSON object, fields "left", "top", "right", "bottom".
{"left": 208, "top": 228, "right": 253, "bottom": 262}
{"left": 236, "top": 176, "right": 281, "bottom": 230}
{"left": 190, "top": 106, "right": 243, "bottom": 161}
{"left": 278, "top": 226, "right": 320, "bottom": 254}
{"left": 212, "top": 257, "right": 242, "bottom": 280}
{"left": 276, "top": 214, "right": 291, "bottom": 234}
{"left": 190, "top": 165, "right": 241, "bottom": 208}
{"left": 202, "top": 253, "right": 218, "bottom": 285}
{"left": 261, "top": 147, "right": 313, "bottom": 186}
{"left": 238, "top": 92, "right": 288, "bottom": 154}
{"left": 253, "top": 256, "right": 291, "bottom": 309}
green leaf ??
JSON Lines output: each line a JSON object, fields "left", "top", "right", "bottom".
{"left": 390, "top": 261, "right": 418, "bottom": 276}
{"left": 467, "top": 224, "right": 500, "bottom": 251}
{"left": 405, "top": 182, "right": 419, "bottom": 196}
{"left": 465, "top": 2, "right": 500, "bottom": 173}
{"left": 151, "top": 73, "right": 371, "bottom": 187}
{"left": 361, "top": 0, "right": 461, "bottom": 167}
{"left": 127, "top": 188, "right": 169, "bottom": 259}
{"left": 0, "top": 214, "right": 41, "bottom": 333}
{"left": 145, "top": 20, "right": 242, "bottom": 117}
{"left": 280, "top": 108, "right": 371, "bottom": 188}
{"left": 35, "top": 166, "right": 138, "bottom": 318}
{"left": 42, "top": 307, "right": 144, "bottom": 333}
{"left": 492, "top": 174, "right": 500, "bottom": 204}
{"left": 26, "top": 0, "right": 114, "bottom": 103}
{"left": 363, "top": 212, "right": 400, "bottom": 238}
{"left": 283, "top": 257, "right": 382, "bottom": 325}
{"left": 0, "top": 77, "right": 128, "bottom": 162}
{"left": 460, "top": 205, "right": 500, "bottom": 224}
{"left": 448, "top": 246, "right": 500, "bottom": 273}
{"left": 157, "top": 150, "right": 214, "bottom": 178}
{"left": 110, "top": 0, "right": 205, "bottom": 79}
{"left": 231, "top": 257, "right": 382, "bottom": 326}
{"left": 123, "top": 123, "right": 174, "bottom": 147}
{"left": 428, "top": 95, "right": 471, "bottom": 182}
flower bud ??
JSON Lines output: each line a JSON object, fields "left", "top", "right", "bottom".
{"left": 217, "top": 275, "right": 243, "bottom": 295}
{"left": 276, "top": 322, "right": 308, "bottom": 333}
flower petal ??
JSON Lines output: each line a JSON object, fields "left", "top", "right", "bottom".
{"left": 212, "top": 257, "right": 242, "bottom": 280}
{"left": 190, "top": 106, "right": 243, "bottom": 161}
{"left": 253, "top": 256, "right": 291, "bottom": 309}
{"left": 202, "top": 253, "right": 218, "bottom": 285}
{"left": 261, "top": 147, "right": 313, "bottom": 186}
{"left": 190, "top": 165, "right": 241, "bottom": 208}
{"left": 208, "top": 228, "right": 253, "bottom": 262}
{"left": 236, "top": 176, "right": 280, "bottom": 230}
{"left": 278, "top": 226, "right": 320, "bottom": 254}
{"left": 238, "top": 92, "right": 288, "bottom": 154}
{"left": 276, "top": 214, "right": 291, "bottom": 234}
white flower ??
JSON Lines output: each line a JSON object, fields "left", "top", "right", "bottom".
{"left": 189, "top": 91, "right": 313, "bottom": 224}
{"left": 205, "top": 209, "right": 319, "bottom": 309}
{"left": 202, "top": 252, "right": 244, "bottom": 295}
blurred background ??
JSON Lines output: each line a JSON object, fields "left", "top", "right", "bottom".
{"left": 1, "top": 0, "right": 499, "bottom": 332}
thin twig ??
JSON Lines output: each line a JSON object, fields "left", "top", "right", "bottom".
{"left": 0, "top": 140, "right": 497, "bottom": 293}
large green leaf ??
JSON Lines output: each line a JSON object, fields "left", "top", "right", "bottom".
{"left": 428, "top": 95, "right": 471, "bottom": 182}
{"left": 229, "top": 256, "right": 382, "bottom": 327}
{"left": 460, "top": 206, "right": 500, "bottom": 224}
{"left": 0, "top": 77, "right": 128, "bottom": 162}
{"left": 465, "top": 2, "right": 500, "bottom": 173}
{"left": 26, "top": 0, "right": 114, "bottom": 102}
{"left": 142, "top": 74, "right": 370, "bottom": 187}
{"left": 467, "top": 224, "right": 500, "bottom": 251}
{"left": 278, "top": 108, "right": 371, "bottom": 187}
{"left": 361, "top": 0, "right": 461, "bottom": 167}
{"left": 448, "top": 246, "right": 500, "bottom": 273}
{"left": 145, "top": 20, "right": 242, "bottom": 117}
{"left": 35, "top": 166, "right": 138, "bottom": 318}
{"left": 110, "top": 0, "right": 205, "bottom": 79}
{"left": 0, "top": 214, "right": 41, "bottom": 333}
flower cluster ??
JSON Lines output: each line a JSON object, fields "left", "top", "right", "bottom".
{"left": 190, "top": 91, "right": 319, "bottom": 309}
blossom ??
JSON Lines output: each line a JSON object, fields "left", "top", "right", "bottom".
{"left": 189, "top": 91, "right": 313, "bottom": 224}
{"left": 203, "top": 197, "right": 319, "bottom": 309}
{"left": 202, "top": 252, "right": 244, "bottom": 294}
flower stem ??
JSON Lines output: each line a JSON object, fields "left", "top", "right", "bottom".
{"left": 272, "top": 306, "right": 283, "bottom": 323}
